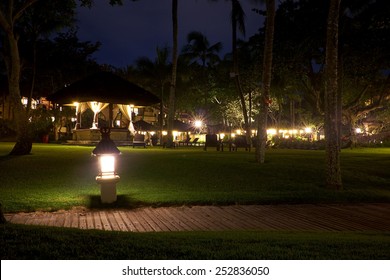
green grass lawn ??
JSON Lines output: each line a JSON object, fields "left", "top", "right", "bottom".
{"left": 0, "top": 142, "right": 389, "bottom": 212}
{"left": 1, "top": 224, "right": 389, "bottom": 259}
{"left": 1, "top": 142, "right": 389, "bottom": 260}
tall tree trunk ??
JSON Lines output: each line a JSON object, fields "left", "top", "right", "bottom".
{"left": 1, "top": 2, "right": 36, "bottom": 155}
{"left": 324, "top": 0, "right": 342, "bottom": 189}
{"left": 337, "top": 48, "right": 343, "bottom": 150}
{"left": 256, "top": 0, "right": 275, "bottom": 163}
{"left": 0, "top": 203, "right": 6, "bottom": 224}
{"left": 167, "top": 0, "right": 178, "bottom": 148}
{"left": 7, "top": 33, "right": 32, "bottom": 155}
{"left": 231, "top": 0, "right": 251, "bottom": 149}
{"left": 159, "top": 83, "right": 164, "bottom": 144}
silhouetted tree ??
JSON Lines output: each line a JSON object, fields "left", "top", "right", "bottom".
{"left": 324, "top": 0, "right": 342, "bottom": 189}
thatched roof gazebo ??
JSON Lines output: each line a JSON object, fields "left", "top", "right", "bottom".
{"left": 47, "top": 71, "right": 160, "bottom": 143}
{"left": 47, "top": 71, "right": 160, "bottom": 106}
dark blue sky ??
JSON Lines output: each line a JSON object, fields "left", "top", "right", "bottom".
{"left": 76, "top": 0, "right": 263, "bottom": 68}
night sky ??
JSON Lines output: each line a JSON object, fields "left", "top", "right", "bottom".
{"left": 76, "top": 0, "right": 263, "bottom": 68}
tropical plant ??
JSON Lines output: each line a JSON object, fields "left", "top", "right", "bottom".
{"left": 134, "top": 47, "right": 171, "bottom": 137}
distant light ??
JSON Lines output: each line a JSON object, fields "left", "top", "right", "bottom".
{"left": 21, "top": 97, "right": 28, "bottom": 105}
{"left": 355, "top": 128, "right": 362, "bottom": 134}
{"left": 267, "top": 129, "right": 277, "bottom": 136}
{"left": 236, "top": 129, "right": 242, "bottom": 135}
{"left": 162, "top": 131, "right": 168, "bottom": 136}
{"left": 305, "top": 127, "right": 312, "bottom": 133}
{"left": 194, "top": 120, "right": 202, "bottom": 128}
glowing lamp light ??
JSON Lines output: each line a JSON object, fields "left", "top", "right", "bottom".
{"left": 305, "top": 127, "right": 312, "bottom": 133}
{"left": 92, "top": 128, "right": 121, "bottom": 203}
{"left": 355, "top": 128, "right": 362, "bottom": 134}
{"left": 99, "top": 155, "right": 116, "bottom": 179}
{"left": 267, "top": 129, "right": 277, "bottom": 136}
{"left": 194, "top": 120, "right": 203, "bottom": 128}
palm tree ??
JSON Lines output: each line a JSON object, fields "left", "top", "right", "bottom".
{"left": 166, "top": 0, "right": 178, "bottom": 148}
{"left": 255, "top": 0, "right": 275, "bottom": 163}
{"left": 230, "top": 0, "right": 253, "bottom": 149}
{"left": 182, "top": 31, "right": 222, "bottom": 106}
{"left": 135, "top": 47, "right": 171, "bottom": 140}
{"left": 182, "top": 31, "right": 222, "bottom": 67}
{"left": 324, "top": 0, "right": 342, "bottom": 189}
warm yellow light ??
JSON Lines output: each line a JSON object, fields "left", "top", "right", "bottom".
{"left": 305, "top": 127, "right": 312, "bottom": 133}
{"left": 21, "top": 97, "right": 28, "bottom": 105}
{"left": 355, "top": 128, "right": 362, "bottom": 134}
{"left": 219, "top": 133, "right": 225, "bottom": 140}
{"left": 173, "top": 130, "right": 179, "bottom": 137}
{"left": 162, "top": 131, "right": 168, "bottom": 136}
{"left": 267, "top": 128, "right": 277, "bottom": 135}
{"left": 231, "top": 133, "right": 236, "bottom": 138}
{"left": 236, "top": 129, "right": 242, "bottom": 135}
{"left": 100, "top": 155, "right": 115, "bottom": 178}
{"left": 194, "top": 120, "right": 202, "bottom": 128}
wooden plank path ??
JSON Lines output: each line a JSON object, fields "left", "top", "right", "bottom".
{"left": 4, "top": 203, "right": 390, "bottom": 232}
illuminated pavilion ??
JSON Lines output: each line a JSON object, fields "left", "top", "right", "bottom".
{"left": 47, "top": 71, "right": 160, "bottom": 144}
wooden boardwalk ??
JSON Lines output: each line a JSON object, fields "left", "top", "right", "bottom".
{"left": 5, "top": 203, "right": 390, "bottom": 232}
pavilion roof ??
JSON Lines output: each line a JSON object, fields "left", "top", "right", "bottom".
{"left": 47, "top": 71, "right": 160, "bottom": 106}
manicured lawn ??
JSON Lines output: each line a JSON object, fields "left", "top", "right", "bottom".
{"left": 1, "top": 142, "right": 389, "bottom": 260}
{"left": 0, "top": 142, "right": 389, "bottom": 212}
{"left": 1, "top": 223, "right": 389, "bottom": 259}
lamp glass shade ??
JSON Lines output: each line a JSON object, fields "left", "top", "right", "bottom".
{"left": 99, "top": 155, "right": 116, "bottom": 178}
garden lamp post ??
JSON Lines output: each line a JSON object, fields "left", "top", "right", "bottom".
{"left": 92, "top": 127, "right": 121, "bottom": 203}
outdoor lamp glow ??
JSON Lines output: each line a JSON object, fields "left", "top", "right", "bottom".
{"left": 194, "top": 120, "right": 203, "bottom": 128}
{"left": 92, "top": 127, "right": 121, "bottom": 203}
{"left": 99, "top": 155, "right": 116, "bottom": 179}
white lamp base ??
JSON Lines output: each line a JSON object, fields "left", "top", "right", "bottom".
{"left": 96, "top": 176, "right": 120, "bottom": 203}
